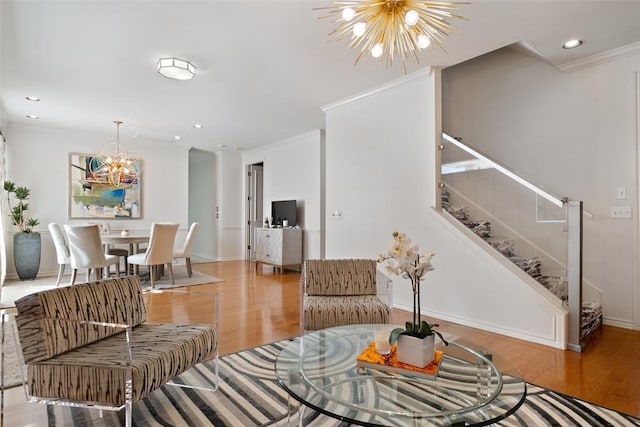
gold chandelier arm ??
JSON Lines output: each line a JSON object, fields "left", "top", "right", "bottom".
{"left": 316, "top": 0, "right": 467, "bottom": 69}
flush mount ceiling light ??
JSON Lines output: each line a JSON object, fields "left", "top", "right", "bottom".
{"left": 157, "top": 57, "right": 196, "bottom": 80}
{"left": 315, "top": 0, "right": 467, "bottom": 70}
{"left": 88, "top": 121, "right": 142, "bottom": 189}
{"left": 562, "top": 39, "right": 583, "bottom": 49}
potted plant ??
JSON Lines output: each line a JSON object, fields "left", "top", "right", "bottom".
{"left": 4, "top": 180, "right": 41, "bottom": 280}
{"left": 378, "top": 231, "right": 447, "bottom": 367}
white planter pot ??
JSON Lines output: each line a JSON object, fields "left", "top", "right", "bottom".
{"left": 396, "top": 334, "right": 435, "bottom": 368}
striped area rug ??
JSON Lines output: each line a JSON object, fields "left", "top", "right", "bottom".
{"left": 49, "top": 340, "right": 640, "bottom": 426}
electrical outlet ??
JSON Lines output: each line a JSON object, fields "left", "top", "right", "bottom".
{"left": 610, "top": 206, "right": 632, "bottom": 219}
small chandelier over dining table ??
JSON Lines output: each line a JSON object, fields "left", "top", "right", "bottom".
{"left": 89, "top": 121, "right": 142, "bottom": 189}
{"left": 316, "top": 0, "right": 467, "bottom": 69}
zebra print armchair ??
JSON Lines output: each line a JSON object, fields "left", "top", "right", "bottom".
{"left": 302, "top": 259, "right": 392, "bottom": 331}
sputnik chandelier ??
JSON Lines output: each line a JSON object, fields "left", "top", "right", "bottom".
{"left": 316, "top": 0, "right": 467, "bottom": 69}
{"left": 89, "top": 121, "right": 142, "bottom": 189}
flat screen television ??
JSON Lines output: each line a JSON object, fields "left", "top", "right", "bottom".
{"left": 271, "top": 200, "right": 296, "bottom": 227}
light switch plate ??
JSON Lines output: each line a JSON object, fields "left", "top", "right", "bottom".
{"left": 610, "top": 206, "right": 632, "bottom": 219}
{"left": 616, "top": 186, "right": 627, "bottom": 200}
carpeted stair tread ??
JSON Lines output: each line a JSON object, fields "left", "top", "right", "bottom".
{"left": 485, "top": 238, "right": 515, "bottom": 257}
{"left": 442, "top": 189, "right": 603, "bottom": 340}
{"left": 536, "top": 275, "right": 568, "bottom": 302}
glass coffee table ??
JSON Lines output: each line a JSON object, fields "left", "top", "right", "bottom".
{"left": 275, "top": 324, "right": 526, "bottom": 426}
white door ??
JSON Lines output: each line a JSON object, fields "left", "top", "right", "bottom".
{"left": 246, "top": 163, "right": 263, "bottom": 261}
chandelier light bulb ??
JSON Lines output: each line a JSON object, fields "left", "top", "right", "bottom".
{"left": 316, "top": 1, "right": 466, "bottom": 68}
{"left": 342, "top": 7, "right": 356, "bottom": 21}
{"left": 405, "top": 10, "right": 419, "bottom": 26}
{"left": 353, "top": 22, "right": 367, "bottom": 37}
{"left": 418, "top": 34, "right": 431, "bottom": 49}
{"left": 371, "top": 43, "right": 384, "bottom": 58}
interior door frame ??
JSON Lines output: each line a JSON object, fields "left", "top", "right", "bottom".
{"left": 245, "top": 163, "right": 264, "bottom": 261}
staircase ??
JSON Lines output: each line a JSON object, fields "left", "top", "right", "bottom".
{"left": 441, "top": 189, "right": 603, "bottom": 339}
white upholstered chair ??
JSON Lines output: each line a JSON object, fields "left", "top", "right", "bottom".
{"left": 64, "top": 224, "right": 121, "bottom": 286}
{"left": 173, "top": 222, "right": 199, "bottom": 277}
{"left": 128, "top": 222, "right": 179, "bottom": 289}
{"left": 48, "top": 223, "right": 71, "bottom": 287}
{"left": 99, "top": 222, "right": 129, "bottom": 275}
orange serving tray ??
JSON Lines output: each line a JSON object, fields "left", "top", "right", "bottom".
{"left": 356, "top": 341, "right": 444, "bottom": 379}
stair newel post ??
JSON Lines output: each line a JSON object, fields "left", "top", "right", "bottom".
{"left": 566, "top": 200, "right": 584, "bottom": 352}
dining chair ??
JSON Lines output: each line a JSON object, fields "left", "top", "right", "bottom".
{"left": 173, "top": 222, "right": 199, "bottom": 277}
{"left": 100, "top": 222, "right": 129, "bottom": 275}
{"left": 127, "top": 222, "right": 179, "bottom": 289}
{"left": 64, "top": 224, "right": 121, "bottom": 286}
{"left": 48, "top": 223, "right": 71, "bottom": 287}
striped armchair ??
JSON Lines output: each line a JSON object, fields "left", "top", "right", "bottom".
{"left": 12, "top": 275, "right": 218, "bottom": 427}
{"left": 302, "top": 259, "right": 392, "bottom": 331}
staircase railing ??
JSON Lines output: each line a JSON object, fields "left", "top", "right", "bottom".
{"left": 439, "top": 132, "right": 585, "bottom": 351}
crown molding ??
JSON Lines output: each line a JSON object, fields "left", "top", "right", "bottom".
{"left": 558, "top": 41, "right": 640, "bottom": 73}
{"left": 321, "top": 67, "right": 433, "bottom": 112}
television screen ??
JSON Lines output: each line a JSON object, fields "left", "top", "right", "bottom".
{"left": 271, "top": 200, "right": 296, "bottom": 227}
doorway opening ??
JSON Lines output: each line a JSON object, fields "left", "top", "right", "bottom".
{"left": 246, "top": 163, "right": 264, "bottom": 261}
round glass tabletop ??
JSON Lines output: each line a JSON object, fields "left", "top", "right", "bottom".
{"left": 275, "top": 324, "right": 526, "bottom": 426}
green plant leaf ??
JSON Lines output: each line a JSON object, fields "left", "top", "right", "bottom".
{"left": 388, "top": 327, "right": 406, "bottom": 345}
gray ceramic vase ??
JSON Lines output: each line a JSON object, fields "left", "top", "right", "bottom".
{"left": 14, "top": 232, "right": 41, "bottom": 280}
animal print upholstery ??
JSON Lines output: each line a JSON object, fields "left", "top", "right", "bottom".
{"left": 14, "top": 275, "right": 217, "bottom": 407}
{"left": 303, "top": 259, "right": 390, "bottom": 330}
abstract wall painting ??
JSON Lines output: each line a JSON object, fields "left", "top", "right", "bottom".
{"left": 69, "top": 153, "right": 142, "bottom": 219}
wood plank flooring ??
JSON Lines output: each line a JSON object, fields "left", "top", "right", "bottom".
{"left": 3, "top": 260, "right": 639, "bottom": 426}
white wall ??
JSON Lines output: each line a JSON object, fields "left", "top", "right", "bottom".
{"left": 4, "top": 123, "right": 189, "bottom": 278}
{"left": 218, "top": 149, "right": 244, "bottom": 261}
{"left": 188, "top": 148, "right": 218, "bottom": 260}
{"left": 324, "top": 69, "right": 567, "bottom": 348}
{"left": 243, "top": 130, "right": 324, "bottom": 260}
{"left": 442, "top": 46, "right": 640, "bottom": 329}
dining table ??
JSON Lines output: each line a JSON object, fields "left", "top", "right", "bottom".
{"left": 101, "top": 231, "right": 150, "bottom": 275}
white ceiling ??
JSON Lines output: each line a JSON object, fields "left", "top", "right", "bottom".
{"left": 1, "top": 1, "right": 639, "bottom": 152}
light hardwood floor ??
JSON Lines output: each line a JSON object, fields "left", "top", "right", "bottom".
{"left": 3, "top": 260, "right": 640, "bottom": 426}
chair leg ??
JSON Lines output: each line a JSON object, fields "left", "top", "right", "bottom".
{"left": 149, "top": 268, "right": 155, "bottom": 289}
{"left": 116, "top": 262, "right": 121, "bottom": 277}
{"left": 70, "top": 269, "right": 78, "bottom": 286}
{"left": 167, "top": 263, "right": 175, "bottom": 284}
{"left": 186, "top": 257, "right": 193, "bottom": 277}
{"left": 56, "top": 264, "right": 65, "bottom": 287}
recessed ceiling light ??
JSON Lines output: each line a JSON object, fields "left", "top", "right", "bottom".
{"left": 217, "top": 144, "right": 228, "bottom": 148}
{"left": 174, "top": 135, "right": 182, "bottom": 141}
{"left": 25, "top": 96, "right": 40, "bottom": 101}
{"left": 26, "top": 114, "right": 39, "bottom": 119}
{"left": 193, "top": 124, "right": 203, "bottom": 129}
{"left": 562, "top": 39, "right": 583, "bottom": 49}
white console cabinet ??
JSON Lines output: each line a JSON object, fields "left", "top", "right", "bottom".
{"left": 255, "top": 228, "right": 302, "bottom": 274}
